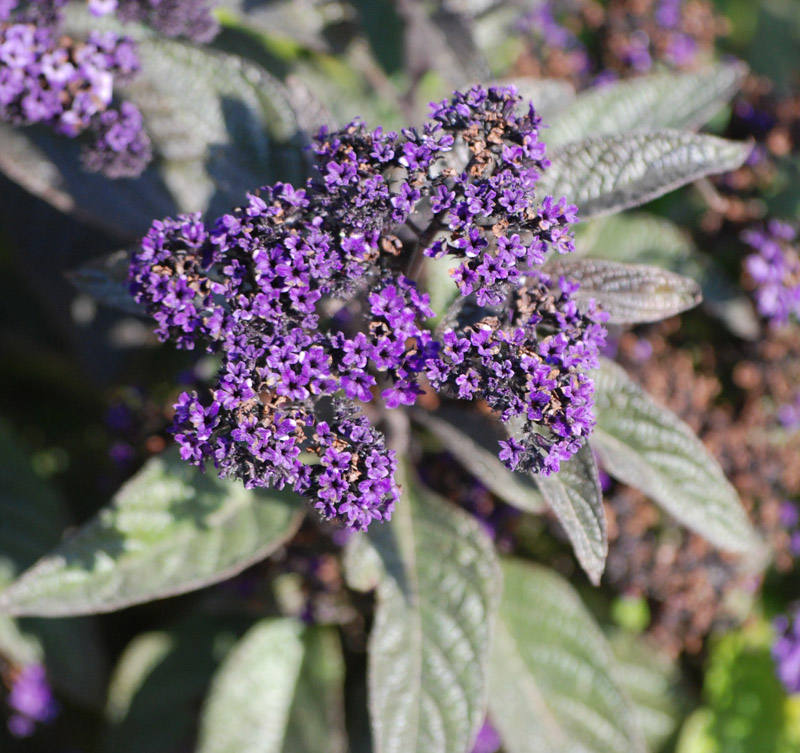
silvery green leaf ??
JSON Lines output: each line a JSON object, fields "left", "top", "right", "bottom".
{"left": 489, "top": 560, "right": 646, "bottom": 753}
{"left": 546, "top": 63, "right": 747, "bottom": 147}
{"left": 343, "top": 467, "right": 502, "bottom": 753}
{"left": 0, "top": 450, "right": 303, "bottom": 616}
{"left": 591, "top": 359, "right": 762, "bottom": 554}
{"left": 67, "top": 250, "right": 143, "bottom": 315}
{"left": 534, "top": 444, "right": 606, "bottom": 585}
{"left": 413, "top": 406, "right": 545, "bottom": 513}
{"left": 538, "top": 130, "right": 752, "bottom": 219}
{"left": 196, "top": 619, "right": 306, "bottom": 753}
{"left": 608, "top": 631, "right": 682, "bottom": 751}
{"left": 545, "top": 258, "right": 702, "bottom": 324}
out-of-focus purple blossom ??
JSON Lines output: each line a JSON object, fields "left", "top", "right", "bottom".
{"left": 6, "top": 664, "right": 59, "bottom": 738}
{"left": 742, "top": 219, "right": 800, "bottom": 327}
{"left": 471, "top": 719, "right": 501, "bottom": 753}
{"left": 0, "top": 7, "right": 150, "bottom": 176}
{"left": 773, "top": 609, "right": 800, "bottom": 694}
{"left": 130, "top": 85, "right": 605, "bottom": 530}
{"left": 777, "top": 392, "right": 800, "bottom": 430}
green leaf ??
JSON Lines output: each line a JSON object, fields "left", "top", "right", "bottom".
{"left": 534, "top": 444, "right": 607, "bottom": 585}
{"left": 128, "top": 36, "right": 307, "bottom": 216}
{"left": 591, "top": 359, "right": 762, "bottom": 554}
{"left": 283, "top": 626, "right": 348, "bottom": 753}
{"left": 607, "top": 631, "right": 682, "bottom": 752}
{"left": 67, "top": 249, "right": 142, "bottom": 315}
{"left": 546, "top": 63, "right": 746, "bottom": 148}
{"left": 538, "top": 130, "right": 752, "bottom": 219}
{"left": 413, "top": 406, "right": 545, "bottom": 513}
{"left": 196, "top": 618, "right": 306, "bottom": 753}
{"left": 544, "top": 258, "right": 702, "bottom": 324}
{"left": 0, "top": 450, "right": 303, "bottom": 616}
{"left": 103, "top": 614, "right": 249, "bottom": 753}
{"left": 344, "top": 467, "right": 502, "bottom": 753}
{"left": 489, "top": 559, "right": 646, "bottom": 753}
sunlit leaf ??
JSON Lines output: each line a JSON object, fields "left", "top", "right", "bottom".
{"left": 545, "top": 258, "right": 702, "bottom": 324}
{"left": 0, "top": 450, "right": 303, "bottom": 616}
{"left": 591, "top": 359, "right": 761, "bottom": 554}
{"left": 489, "top": 560, "right": 646, "bottom": 753}
{"left": 344, "top": 467, "right": 502, "bottom": 753}
{"left": 546, "top": 63, "right": 746, "bottom": 147}
{"left": 196, "top": 619, "right": 306, "bottom": 753}
{"left": 538, "top": 130, "right": 752, "bottom": 219}
{"left": 534, "top": 444, "right": 606, "bottom": 585}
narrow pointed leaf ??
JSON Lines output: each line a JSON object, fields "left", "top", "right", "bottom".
{"left": 197, "top": 619, "right": 305, "bottom": 753}
{"left": 534, "top": 444, "right": 606, "bottom": 585}
{"left": 538, "top": 130, "right": 752, "bottom": 219}
{"left": 546, "top": 63, "right": 746, "bottom": 147}
{"left": 489, "top": 560, "right": 646, "bottom": 753}
{"left": 0, "top": 450, "right": 303, "bottom": 616}
{"left": 344, "top": 468, "right": 502, "bottom": 753}
{"left": 413, "top": 406, "right": 545, "bottom": 513}
{"left": 591, "top": 359, "right": 761, "bottom": 554}
{"left": 545, "top": 258, "right": 702, "bottom": 324}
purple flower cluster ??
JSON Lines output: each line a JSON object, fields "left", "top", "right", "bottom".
{"left": 5, "top": 664, "right": 59, "bottom": 738}
{"left": 773, "top": 608, "right": 800, "bottom": 694}
{"left": 742, "top": 220, "right": 800, "bottom": 327}
{"left": 0, "top": 0, "right": 153, "bottom": 176}
{"left": 88, "top": 0, "right": 218, "bottom": 43}
{"left": 130, "top": 85, "right": 606, "bottom": 530}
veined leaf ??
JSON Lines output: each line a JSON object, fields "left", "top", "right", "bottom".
{"left": 196, "top": 619, "right": 306, "bottom": 753}
{"left": 498, "top": 77, "right": 576, "bottom": 121}
{"left": 413, "top": 406, "right": 545, "bottom": 513}
{"left": 534, "top": 444, "right": 606, "bottom": 585}
{"left": 344, "top": 467, "right": 502, "bottom": 753}
{"left": 0, "top": 450, "right": 303, "bottom": 616}
{"left": 546, "top": 63, "right": 746, "bottom": 147}
{"left": 538, "top": 130, "right": 752, "bottom": 219}
{"left": 545, "top": 258, "right": 702, "bottom": 324}
{"left": 590, "top": 359, "right": 761, "bottom": 554}
{"left": 608, "top": 631, "right": 682, "bottom": 751}
{"left": 489, "top": 559, "right": 646, "bottom": 753}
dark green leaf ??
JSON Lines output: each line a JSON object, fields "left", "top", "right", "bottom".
{"left": 67, "top": 249, "right": 142, "bottom": 315}
{"left": 534, "top": 444, "right": 606, "bottom": 585}
{"left": 196, "top": 618, "right": 306, "bottom": 753}
{"left": 591, "top": 359, "right": 762, "bottom": 554}
{"left": 538, "top": 130, "right": 752, "bottom": 219}
{"left": 546, "top": 63, "right": 746, "bottom": 147}
{"left": 544, "top": 258, "right": 702, "bottom": 324}
{"left": 344, "top": 467, "right": 502, "bottom": 753}
{"left": 0, "top": 420, "right": 106, "bottom": 706}
{"left": 0, "top": 450, "right": 303, "bottom": 616}
{"left": 103, "top": 614, "right": 250, "bottom": 753}
{"left": 489, "top": 560, "right": 646, "bottom": 753}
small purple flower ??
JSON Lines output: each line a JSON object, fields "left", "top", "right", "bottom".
{"left": 6, "top": 664, "right": 59, "bottom": 738}
{"left": 773, "top": 609, "right": 800, "bottom": 694}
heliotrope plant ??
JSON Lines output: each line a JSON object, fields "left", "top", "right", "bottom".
{"left": 129, "top": 85, "right": 607, "bottom": 531}
{"left": 0, "top": 12, "right": 769, "bottom": 753}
